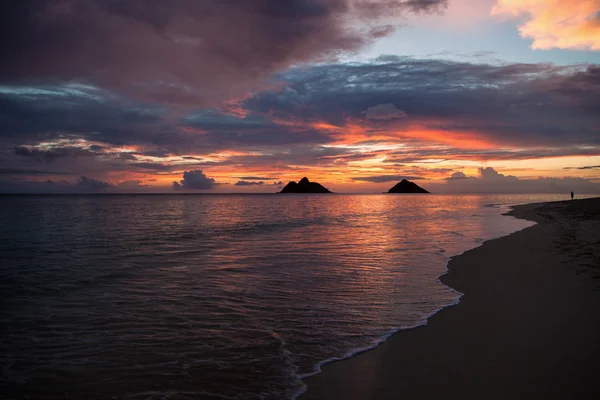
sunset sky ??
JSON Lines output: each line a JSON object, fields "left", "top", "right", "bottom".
{"left": 1, "top": 0, "right": 599, "bottom": 193}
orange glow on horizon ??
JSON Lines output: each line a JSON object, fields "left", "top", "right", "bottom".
{"left": 66, "top": 114, "right": 599, "bottom": 191}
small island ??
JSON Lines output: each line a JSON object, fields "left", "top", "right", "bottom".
{"left": 279, "top": 177, "right": 332, "bottom": 193}
{"left": 388, "top": 179, "right": 430, "bottom": 194}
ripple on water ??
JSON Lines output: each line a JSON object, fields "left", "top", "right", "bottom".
{"left": 0, "top": 194, "right": 554, "bottom": 399}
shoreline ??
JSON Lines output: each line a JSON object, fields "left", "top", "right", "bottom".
{"left": 292, "top": 202, "right": 525, "bottom": 399}
{"left": 300, "top": 197, "right": 600, "bottom": 399}
{"left": 292, "top": 200, "right": 528, "bottom": 399}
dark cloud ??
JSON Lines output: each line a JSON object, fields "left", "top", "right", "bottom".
{"left": 172, "top": 170, "right": 216, "bottom": 190}
{"left": 564, "top": 165, "right": 600, "bottom": 170}
{"left": 14, "top": 146, "right": 95, "bottom": 162}
{"left": 479, "top": 167, "right": 505, "bottom": 179}
{"left": 3, "top": 58, "right": 599, "bottom": 167}
{"left": 118, "top": 153, "right": 139, "bottom": 161}
{"left": 0, "top": 179, "right": 66, "bottom": 194}
{"left": 362, "top": 103, "right": 407, "bottom": 121}
{"left": 1, "top": 56, "right": 599, "bottom": 186}
{"left": 0, "top": 176, "right": 119, "bottom": 193}
{"left": 0, "top": 0, "right": 446, "bottom": 106}
{"left": 0, "top": 167, "right": 71, "bottom": 175}
{"left": 138, "top": 149, "right": 172, "bottom": 158}
{"left": 249, "top": 58, "right": 600, "bottom": 147}
{"left": 216, "top": 145, "right": 384, "bottom": 170}
{"left": 0, "top": 85, "right": 169, "bottom": 149}
{"left": 74, "top": 176, "right": 113, "bottom": 191}
{"left": 179, "top": 110, "right": 332, "bottom": 151}
{"left": 351, "top": 174, "right": 424, "bottom": 183}
{"left": 0, "top": 176, "right": 112, "bottom": 193}
{"left": 235, "top": 180, "right": 265, "bottom": 186}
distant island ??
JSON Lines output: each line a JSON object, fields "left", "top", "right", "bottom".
{"left": 388, "top": 179, "right": 430, "bottom": 194}
{"left": 279, "top": 177, "right": 332, "bottom": 193}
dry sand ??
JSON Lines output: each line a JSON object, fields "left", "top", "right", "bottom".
{"left": 301, "top": 197, "right": 600, "bottom": 400}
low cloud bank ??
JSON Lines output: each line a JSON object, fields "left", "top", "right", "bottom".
{"left": 430, "top": 167, "right": 600, "bottom": 194}
{"left": 0, "top": 176, "right": 114, "bottom": 193}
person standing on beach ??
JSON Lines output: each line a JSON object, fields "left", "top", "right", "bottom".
{"left": 571, "top": 191, "right": 574, "bottom": 200}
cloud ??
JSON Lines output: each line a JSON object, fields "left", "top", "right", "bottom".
{"left": 0, "top": 167, "right": 71, "bottom": 175}
{"left": 564, "top": 165, "right": 600, "bottom": 170}
{"left": 139, "top": 149, "right": 172, "bottom": 158}
{"left": 479, "top": 166, "right": 505, "bottom": 179}
{"left": 0, "top": 176, "right": 113, "bottom": 193}
{"left": 0, "top": 84, "right": 169, "bottom": 150}
{"left": 0, "top": 0, "right": 446, "bottom": 106}
{"left": 447, "top": 171, "right": 468, "bottom": 180}
{"left": 247, "top": 58, "right": 600, "bottom": 149}
{"left": 235, "top": 180, "right": 265, "bottom": 186}
{"left": 3, "top": 57, "right": 599, "bottom": 169}
{"left": 492, "top": 0, "right": 600, "bottom": 50}
{"left": 362, "top": 103, "right": 408, "bottom": 121}
{"left": 14, "top": 146, "right": 95, "bottom": 162}
{"left": 74, "top": 176, "right": 113, "bottom": 191}
{"left": 384, "top": 147, "right": 600, "bottom": 164}
{"left": 0, "top": 179, "right": 66, "bottom": 194}
{"left": 172, "top": 170, "right": 216, "bottom": 190}
{"left": 433, "top": 167, "right": 600, "bottom": 193}
{"left": 1, "top": 57, "right": 599, "bottom": 188}
{"left": 351, "top": 174, "right": 424, "bottom": 183}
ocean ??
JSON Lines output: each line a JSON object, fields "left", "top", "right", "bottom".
{"left": 0, "top": 193, "right": 592, "bottom": 399}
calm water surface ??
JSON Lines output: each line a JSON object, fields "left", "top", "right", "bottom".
{"left": 0, "top": 194, "right": 588, "bottom": 399}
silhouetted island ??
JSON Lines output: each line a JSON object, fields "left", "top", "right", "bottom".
{"left": 388, "top": 179, "right": 430, "bottom": 194}
{"left": 279, "top": 177, "right": 332, "bottom": 193}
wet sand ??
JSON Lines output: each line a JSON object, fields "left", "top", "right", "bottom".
{"left": 301, "top": 197, "right": 600, "bottom": 400}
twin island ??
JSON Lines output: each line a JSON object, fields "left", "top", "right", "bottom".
{"left": 278, "top": 177, "right": 430, "bottom": 194}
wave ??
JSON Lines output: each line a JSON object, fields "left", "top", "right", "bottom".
{"left": 293, "top": 213, "right": 537, "bottom": 400}
{"left": 1, "top": 194, "right": 544, "bottom": 400}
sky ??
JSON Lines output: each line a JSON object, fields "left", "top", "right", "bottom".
{"left": 1, "top": 0, "right": 599, "bottom": 194}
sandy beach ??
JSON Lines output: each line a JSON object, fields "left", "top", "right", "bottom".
{"left": 301, "top": 197, "right": 600, "bottom": 400}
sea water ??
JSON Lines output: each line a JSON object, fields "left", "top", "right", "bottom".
{"left": 1, "top": 194, "right": 592, "bottom": 399}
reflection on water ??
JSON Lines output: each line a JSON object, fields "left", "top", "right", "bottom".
{"left": 0, "top": 194, "right": 583, "bottom": 399}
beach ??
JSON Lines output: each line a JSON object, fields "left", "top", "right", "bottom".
{"left": 301, "top": 197, "right": 600, "bottom": 399}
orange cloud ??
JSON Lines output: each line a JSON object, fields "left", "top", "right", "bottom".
{"left": 393, "top": 124, "right": 497, "bottom": 150}
{"left": 492, "top": 0, "right": 600, "bottom": 50}
{"left": 297, "top": 117, "right": 498, "bottom": 150}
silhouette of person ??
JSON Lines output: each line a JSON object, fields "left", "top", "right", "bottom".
{"left": 571, "top": 191, "right": 574, "bottom": 200}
